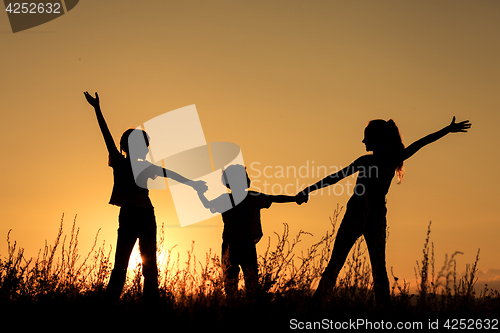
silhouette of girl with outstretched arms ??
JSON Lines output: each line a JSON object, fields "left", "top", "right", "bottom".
{"left": 300, "top": 116, "right": 471, "bottom": 306}
{"left": 83, "top": 91, "right": 207, "bottom": 304}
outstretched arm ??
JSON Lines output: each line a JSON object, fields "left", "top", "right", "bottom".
{"left": 195, "top": 189, "right": 229, "bottom": 214}
{"left": 162, "top": 167, "right": 208, "bottom": 192}
{"left": 302, "top": 164, "right": 357, "bottom": 194}
{"left": 401, "top": 116, "right": 471, "bottom": 162}
{"left": 270, "top": 194, "right": 303, "bottom": 204}
{"left": 196, "top": 189, "right": 212, "bottom": 210}
{"left": 83, "top": 92, "right": 119, "bottom": 157}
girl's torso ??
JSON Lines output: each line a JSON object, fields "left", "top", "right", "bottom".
{"left": 348, "top": 154, "right": 397, "bottom": 211}
{"left": 108, "top": 154, "right": 155, "bottom": 208}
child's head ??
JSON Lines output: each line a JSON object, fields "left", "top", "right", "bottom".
{"left": 363, "top": 119, "right": 405, "bottom": 182}
{"left": 120, "top": 128, "right": 150, "bottom": 159}
{"left": 221, "top": 164, "right": 251, "bottom": 191}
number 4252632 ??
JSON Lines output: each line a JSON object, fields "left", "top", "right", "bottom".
{"left": 444, "top": 319, "right": 498, "bottom": 330}
{"left": 5, "top": 2, "right": 62, "bottom": 14}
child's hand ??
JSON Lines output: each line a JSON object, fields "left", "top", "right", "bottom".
{"left": 192, "top": 180, "right": 208, "bottom": 193}
{"left": 295, "top": 192, "right": 308, "bottom": 205}
{"left": 448, "top": 116, "right": 471, "bottom": 133}
{"left": 84, "top": 91, "right": 100, "bottom": 108}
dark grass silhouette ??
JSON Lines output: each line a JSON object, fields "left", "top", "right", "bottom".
{"left": 1, "top": 209, "right": 498, "bottom": 330}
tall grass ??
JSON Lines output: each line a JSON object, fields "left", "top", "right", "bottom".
{"left": 0, "top": 214, "right": 112, "bottom": 303}
{"left": 410, "top": 221, "right": 499, "bottom": 317}
{"left": 1, "top": 209, "right": 498, "bottom": 327}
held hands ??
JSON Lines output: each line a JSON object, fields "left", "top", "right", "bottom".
{"left": 295, "top": 191, "right": 309, "bottom": 205}
{"left": 192, "top": 180, "right": 208, "bottom": 193}
{"left": 84, "top": 91, "right": 100, "bottom": 108}
{"left": 448, "top": 116, "right": 471, "bottom": 133}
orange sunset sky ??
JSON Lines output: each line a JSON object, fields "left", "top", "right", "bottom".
{"left": 1, "top": 0, "right": 499, "bottom": 291}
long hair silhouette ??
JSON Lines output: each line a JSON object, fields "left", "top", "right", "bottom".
{"left": 363, "top": 119, "right": 405, "bottom": 182}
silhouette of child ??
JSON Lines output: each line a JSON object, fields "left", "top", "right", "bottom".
{"left": 196, "top": 164, "right": 307, "bottom": 296}
{"left": 301, "top": 117, "right": 471, "bottom": 306}
{"left": 83, "top": 92, "right": 207, "bottom": 304}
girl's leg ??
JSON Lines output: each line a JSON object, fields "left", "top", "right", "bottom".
{"left": 364, "top": 215, "right": 390, "bottom": 307}
{"left": 105, "top": 210, "right": 137, "bottom": 303}
{"left": 139, "top": 209, "right": 159, "bottom": 304}
{"left": 314, "top": 213, "right": 363, "bottom": 298}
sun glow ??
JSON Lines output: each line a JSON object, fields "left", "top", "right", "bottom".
{"left": 126, "top": 242, "right": 169, "bottom": 271}
{"left": 127, "top": 243, "right": 142, "bottom": 271}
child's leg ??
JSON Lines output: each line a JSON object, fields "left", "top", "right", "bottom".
{"left": 105, "top": 208, "right": 138, "bottom": 303}
{"left": 139, "top": 208, "right": 159, "bottom": 304}
{"left": 240, "top": 242, "right": 258, "bottom": 296}
{"left": 314, "top": 212, "right": 364, "bottom": 298}
{"left": 364, "top": 215, "right": 390, "bottom": 307}
{"left": 222, "top": 242, "right": 240, "bottom": 295}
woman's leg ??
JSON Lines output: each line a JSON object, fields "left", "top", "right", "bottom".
{"left": 314, "top": 212, "right": 364, "bottom": 298}
{"left": 364, "top": 215, "right": 390, "bottom": 307}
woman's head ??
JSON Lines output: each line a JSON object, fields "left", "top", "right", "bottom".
{"left": 363, "top": 119, "right": 405, "bottom": 182}
{"left": 120, "top": 128, "right": 150, "bottom": 159}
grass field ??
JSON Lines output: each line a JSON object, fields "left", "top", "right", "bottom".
{"left": 1, "top": 207, "right": 498, "bottom": 330}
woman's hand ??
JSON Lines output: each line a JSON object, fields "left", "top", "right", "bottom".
{"left": 84, "top": 91, "right": 100, "bottom": 108}
{"left": 448, "top": 116, "right": 471, "bottom": 133}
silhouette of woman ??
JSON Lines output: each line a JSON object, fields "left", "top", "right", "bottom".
{"left": 301, "top": 116, "right": 471, "bottom": 306}
{"left": 83, "top": 92, "right": 207, "bottom": 304}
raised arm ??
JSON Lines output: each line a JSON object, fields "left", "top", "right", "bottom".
{"left": 400, "top": 116, "right": 471, "bottom": 162}
{"left": 83, "top": 92, "right": 119, "bottom": 157}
